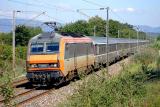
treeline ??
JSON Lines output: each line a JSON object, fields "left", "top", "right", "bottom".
{"left": 60, "top": 16, "right": 146, "bottom": 39}
{"left": 0, "top": 25, "right": 42, "bottom": 46}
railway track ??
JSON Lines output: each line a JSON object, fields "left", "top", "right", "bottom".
{"left": 0, "top": 88, "right": 35, "bottom": 103}
{"left": 0, "top": 73, "right": 56, "bottom": 107}
{"left": 0, "top": 76, "right": 28, "bottom": 88}
{"left": 16, "top": 89, "right": 53, "bottom": 107}
{"left": 12, "top": 77, "right": 28, "bottom": 87}
{"left": 0, "top": 85, "right": 54, "bottom": 107}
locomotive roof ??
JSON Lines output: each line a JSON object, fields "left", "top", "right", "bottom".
{"left": 88, "top": 36, "right": 148, "bottom": 45}
{"left": 29, "top": 32, "right": 148, "bottom": 44}
{"left": 29, "top": 32, "right": 62, "bottom": 44}
{"left": 29, "top": 32, "right": 90, "bottom": 44}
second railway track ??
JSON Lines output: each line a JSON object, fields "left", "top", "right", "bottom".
{"left": 0, "top": 84, "right": 55, "bottom": 107}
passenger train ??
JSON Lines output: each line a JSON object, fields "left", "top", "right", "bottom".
{"left": 26, "top": 32, "right": 148, "bottom": 85}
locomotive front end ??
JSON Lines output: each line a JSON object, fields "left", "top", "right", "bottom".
{"left": 26, "top": 33, "right": 64, "bottom": 85}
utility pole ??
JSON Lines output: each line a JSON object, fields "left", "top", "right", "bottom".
{"left": 12, "top": 10, "right": 16, "bottom": 76}
{"left": 12, "top": 10, "right": 21, "bottom": 77}
{"left": 136, "top": 29, "right": 139, "bottom": 53}
{"left": 106, "top": 7, "right": 109, "bottom": 73}
{"left": 100, "top": 7, "right": 109, "bottom": 72}
{"left": 106, "top": 7, "right": 109, "bottom": 71}
{"left": 94, "top": 25, "right": 96, "bottom": 37}
{"left": 118, "top": 30, "right": 120, "bottom": 38}
{"left": 129, "top": 31, "right": 131, "bottom": 51}
{"left": 116, "top": 30, "right": 119, "bottom": 55}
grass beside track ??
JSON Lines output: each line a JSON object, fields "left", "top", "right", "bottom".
{"left": 142, "top": 80, "right": 160, "bottom": 107}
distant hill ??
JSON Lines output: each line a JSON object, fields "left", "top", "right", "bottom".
{"left": 0, "top": 18, "right": 54, "bottom": 33}
{"left": 138, "top": 25, "right": 160, "bottom": 34}
{"left": 137, "top": 25, "right": 160, "bottom": 37}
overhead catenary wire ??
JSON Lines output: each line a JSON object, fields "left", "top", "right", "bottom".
{"left": 8, "top": 0, "right": 76, "bottom": 13}
{"left": 23, "top": 12, "right": 46, "bottom": 26}
{"left": 77, "top": 9, "right": 91, "bottom": 18}
{"left": 0, "top": 14, "right": 12, "bottom": 18}
{"left": 8, "top": 0, "right": 57, "bottom": 10}
{"left": 110, "top": 8, "right": 127, "bottom": 23}
{"left": 0, "top": 24, "right": 12, "bottom": 26}
{"left": 80, "top": 0, "right": 128, "bottom": 24}
{"left": 81, "top": 0, "right": 104, "bottom": 7}
{"left": 44, "top": 13, "right": 66, "bottom": 24}
{"left": 36, "top": 0, "right": 76, "bottom": 13}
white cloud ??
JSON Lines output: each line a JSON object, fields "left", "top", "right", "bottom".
{"left": 126, "top": 8, "right": 135, "bottom": 12}
{"left": 112, "top": 9, "right": 119, "bottom": 12}
{"left": 112, "top": 7, "right": 136, "bottom": 13}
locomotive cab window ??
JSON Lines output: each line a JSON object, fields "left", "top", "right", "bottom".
{"left": 31, "top": 43, "right": 44, "bottom": 54}
{"left": 46, "top": 43, "right": 59, "bottom": 53}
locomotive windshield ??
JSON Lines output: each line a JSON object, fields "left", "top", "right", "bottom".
{"left": 31, "top": 43, "right": 44, "bottom": 54}
{"left": 46, "top": 43, "right": 59, "bottom": 53}
{"left": 30, "top": 43, "right": 59, "bottom": 54}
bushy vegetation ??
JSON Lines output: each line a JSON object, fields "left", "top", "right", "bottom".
{"left": 0, "top": 76, "right": 14, "bottom": 107}
{"left": 0, "top": 45, "right": 27, "bottom": 61}
{"left": 0, "top": 25, "right": 34, "bottom": 106}
{"left": 152, "top": 40, "right": 160, "bottom": 50}
{"left": 65, "top": 72, "right": 146, "bottom": 107}
{"left": 0, "top": 33, "right": 12, "bottom": 45}
{"left": 0, "top": 58, "right": 14, "bottom": 107}
{"left": 62, "top": 65, "right": 147, "bottom": 107}
{"left": 156, "top": 35, "right": 160, "bottom": 41}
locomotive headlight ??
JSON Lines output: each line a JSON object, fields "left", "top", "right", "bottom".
{"left": 50, "top": 63, "right": 58, "bottom": 68}
{"left": 30, "top": 64, "right": 38, "bottom": 68}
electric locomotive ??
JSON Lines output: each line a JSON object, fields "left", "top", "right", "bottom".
{"left": 26, "top": 32, "right": 94, "bottom": 85}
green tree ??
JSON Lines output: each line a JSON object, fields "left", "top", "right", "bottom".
{"left": 88, "top": 16, "right": 106, "bottom": 36}
{"left": 157, "top": 35, "right": 160, "bottom": 41}
{"left": 109, "top": 19, "right": 121, "bottom": 37}
{"left": 15, "top": 25, "right": 42, "bottom": 46}
{"left": 59, "top": 16, "right": 146, "bottom": 39}
{"left": 60, "top": 20, "right": 89, "bottom": 35}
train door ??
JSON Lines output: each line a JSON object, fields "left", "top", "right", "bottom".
{"left": 64, "top": 43, "right": 76, "bottom": 76}
{"left": 86, "top": 43, "right": 89, "bottom": 67}
{"left": 73, "top": 43, "right": 77, "bottom": 69}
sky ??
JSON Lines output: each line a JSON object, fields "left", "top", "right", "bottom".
{"left": 0, "top": 0, "right": 160, "bottom": 27}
